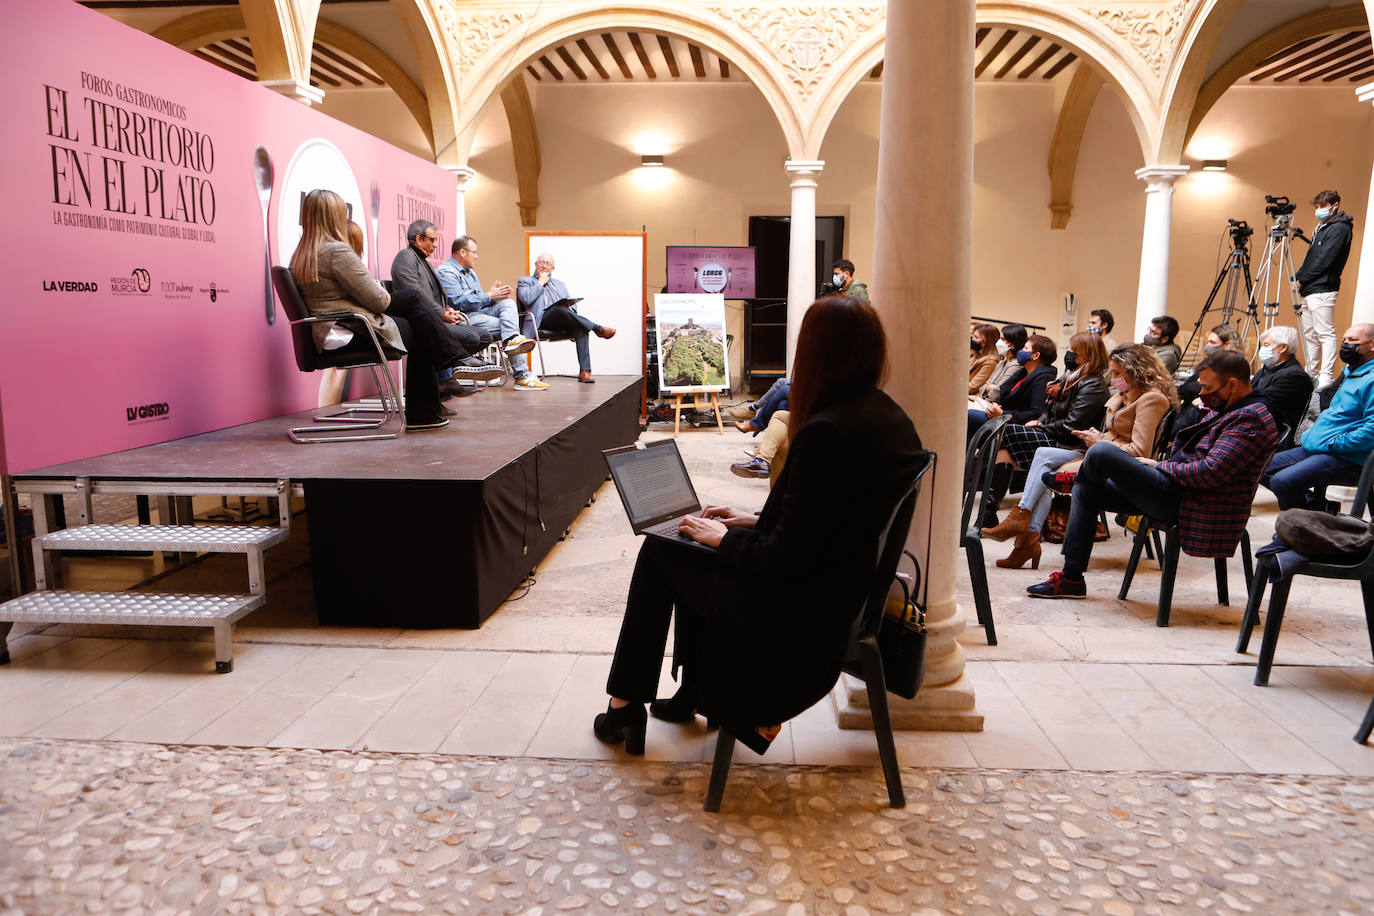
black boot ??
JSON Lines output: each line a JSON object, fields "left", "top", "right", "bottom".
{"left": 979, "top": 463, "right": 1014, "bottom": 529}
{"left": 649, "top": 684, "right": 701, "bottom": 723}
{"left": 593, "top": 701, "right": 646, "bottom": 755}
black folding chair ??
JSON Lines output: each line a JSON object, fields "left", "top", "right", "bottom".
{"left": 960, "top": 416, "right": 1009, "bottom": 645}
{"left": 704, "top": 449, "right": 935, "bottom": 813}
{"left": 271, "top": 267, "right": 402, "bottom": 443}
{"left": 1237, "top": 447, "right": 1374, "bottom": 686}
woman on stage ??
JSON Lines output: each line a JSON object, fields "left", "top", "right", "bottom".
{"left": 593, "top": 296, "right": 924, "bottom": 755}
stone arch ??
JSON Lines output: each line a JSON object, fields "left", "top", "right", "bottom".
{"left": 1183, "top": 4, "right": 1370, "bottom": 150}
{"left": 388, "top": 0, "right": 461, "bottom": 166}
{"left": 1153, "top": 0, "right": 1246, "bottom": 164}
{"left": 149, "top": 8, "right": 435, "bottom": 152}
{"left": 810, "top": 3, "right": 1159, "bottom": 166}
{"left": 452, "top": 9, "right": 804, "bottom": 165}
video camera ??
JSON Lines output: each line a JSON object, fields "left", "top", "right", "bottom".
{"left": 1226, "top": 218, "right": 1252, "bottom": 246}
{"left": 1265, "top": 195, "right": 1296, "bottom": 218}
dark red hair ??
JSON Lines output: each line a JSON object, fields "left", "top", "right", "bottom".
{"left": 787, "top": 297, "right": 889, "bottom": 443}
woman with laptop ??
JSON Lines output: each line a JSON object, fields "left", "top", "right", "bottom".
{"left": 593, "top": 296, "right": 924, "bottom": 755}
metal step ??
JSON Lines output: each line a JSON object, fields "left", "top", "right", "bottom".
{"left": 0, "top": 589, "right": 264, "bottom": 673}
{"left": 36, "top": 523, "right": 288, "bottom": 554}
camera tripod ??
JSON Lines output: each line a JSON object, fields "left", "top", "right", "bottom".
{"left": 1240, "top": 211, "right": 1309, "bottom": 361}
{"left": 1180, "top": 221, "right": 1254, "bottom": 369}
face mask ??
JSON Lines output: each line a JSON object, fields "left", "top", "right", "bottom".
{"left": 995, "top": 339, "right": 1009, "bottom": 356}
{"left": 1340, "top": 341, "right": 1368, "bottom": 366}
{"left": 1203, "top": 344, "right": 1219, "bottom": 356}
{"left": 1257, "top": 345, "right": 1276, "bottom": 366}
{"left": 1087, "top": 326, "right": 1101, "bottom": 334}
{"left": 1111, "top": 376, "right": 1131, "bottom": 394}
{"left": 1143, "top": 333, "right": 1160, "bottom": 346}
{"left": 1316, "top": 207, "right": 1332, "bottom": 222}
{"left": 1199, "top": 383, "right": 1230, "bottom": 412}
{"left": 971, "top": 337, "right": 981, "bottom": 352}
{"left": 832, "top": 274, "right": 844, "bottom": 287}
{"left": 1015, "top": 349, "right": 1033, "bottom": 365}
{"left": 1062, "top": 351, "right": 1079, "bottom": 371}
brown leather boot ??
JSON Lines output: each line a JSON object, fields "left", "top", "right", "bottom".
{"left": 996, "top": 531, "right": 1042, "bottom": 569}
{"left": 981, "top": 505, "right": 1030, "bottom": 542}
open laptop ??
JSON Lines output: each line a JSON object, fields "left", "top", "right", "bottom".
{"left": 603, "top": 439, "right": 716, "bottom": 552}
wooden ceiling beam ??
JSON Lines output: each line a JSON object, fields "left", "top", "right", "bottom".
{"left": 1018, "top": 42, "right": 1061, "bottom": 78}
{"left": 526, "top": 64, "right": 542, "bottom": 81}
{"left": 310, "top": 51, "right": 363, "bottom": 87}
{"left": 576, "top": 38, "right": 611, "bottom": 79}
{"left": 1301, "top": 39, "right": 1373, "bottom": 81}
{"left": 689, "top": 43, "right": 706, "bottom": 78}
{"left": 1252, "top": 32, "right": 1363, "bottom": 81}
{"left": 975, "top": 30, "right": 1015, "bottom": 78}
{"left": 315, "top": 42, "right": 382, "bottom": 85}
{"left": 1042, "top": 53, "right": 1077, "bottom": 79}
{"left": 995, "top": 35, "right": 1039, "bottom": 79}
{"left": 538, "top": 54, "right": 563, "bottom": 81}
{"left": 194, "top": 50, "right": 255, "bottom": 81}
{"left": 555, "top": 46, "right": 587, "bottom": 80}
{"left": 628, "top": 32, "right": 656, "bottom": 78}
{"left": 602, "top": 33, "right": 633, "bottom": 78}
{"left": 719, "top": 58, "right": 730, "bottom": 78}
{"left": 657, "top": 35, "right": 680, "bottom": 78}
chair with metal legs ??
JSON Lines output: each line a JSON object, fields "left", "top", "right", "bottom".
{"left": 1357, "top": 694, "right": 1374, "bottom": 744}
{"left": 704, "top": 450, "right": 935, "bottom": 813}
{"left": 271, "top": 267, "right": 402, "bottom": 443}
{"left": 1237, "top": 447, "right": 1374, "bottom": 685}
{"left": 959, "top": 416, "right": 1009, "bottom": 645}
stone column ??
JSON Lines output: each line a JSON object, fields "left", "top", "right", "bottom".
{"left": 1131, "top": 165, "right": 1190, "bottom": 341}
{"left": 444, "top": 165, "right": 477, "bottom": 238}
{"left": 784, "top": 160, "right": 824, "bottom": 369}
{"left": 837, "top": 0, "right": 981, "bottom": 731}
{"left": 1351, "top": 82, "right": 1374, "bottom": 325}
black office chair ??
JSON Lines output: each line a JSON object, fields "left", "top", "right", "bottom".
{"left": 1237, "top": 447, "right": 1374, "bottom": 686}
{"left": 1357, "top": 695, "right": 1374, "bottom": 744}
{"left": 960, "top": 416, "right": 1009, "bottom": 645}
{"left": 704, "top": 450, "right": 935, "bottom": 813}
{"left": 271, "top": 266, "right": 402, "bottom": 443}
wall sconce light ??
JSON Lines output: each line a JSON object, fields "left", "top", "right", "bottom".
{"left": 1201, "top": 159, "right": 1228, "bottom": 172}
{"left": 640, "top": 154, "right": 665, "bottom": 167}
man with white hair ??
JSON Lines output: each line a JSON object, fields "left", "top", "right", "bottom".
{"left": 1251, "top": 325, "right": 1313, "bottom": 450}
{"left": 517, "top": 252, "right": 616, "bottom": 384}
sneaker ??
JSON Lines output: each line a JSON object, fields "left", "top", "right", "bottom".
{"left": 1042, "top": 470, "right": 1078, "bottom": 495}
{"left": 1026, "top": 571, "right": 1086, "bottom": 599}
{"left": 451, "top": 363, "right": 505, "bottom": 382}
{"left": 405, "top": 417, "right": 451, "bottom": 432}
{"left": 503, "top": 334, "right": 537, "bottom": 357}
{"left": 730, "top": 458, "right": 770, "bottom": 479}
{"left": 514, "top": 376, "right": 550, "bottom": 391}
{"left": 723, "top": 404, "right": 758, "bottom": 421}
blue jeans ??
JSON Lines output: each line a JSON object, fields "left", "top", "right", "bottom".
{"left": 1018, "top": 446, "right": 1084, "bottom": 533}
{"left": 1261, "top": 447, "right": 1362, "bottom": 510}
{"left": 467, "top": 301, "right": 530, "bottom": 378}
{"left": 1063, "top": 443, "right": 1180, "bottom": 579}
{"left": 753, "top": 379, "right": 790, "bottom": 428}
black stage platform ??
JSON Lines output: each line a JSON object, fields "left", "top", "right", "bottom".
{"left": 15, "top": 376, "right": 644, "bottom": 628}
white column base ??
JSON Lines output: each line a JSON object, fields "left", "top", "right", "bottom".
{"left": 260, "top": 79, "right": 325, "bottom": 106}
{"left": 833, "top": 673, "right": 984, "bottom": 732}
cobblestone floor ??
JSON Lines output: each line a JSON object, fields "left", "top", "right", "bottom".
{"left": 2, "top": 738, "right": 1373, "bottom": 916}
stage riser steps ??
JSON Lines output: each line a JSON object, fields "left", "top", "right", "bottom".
{"left": 0, "top": 590, "right": 263, "bottom": 673}
{"left": 1, "top": 478, "right": 293, "bottom": 674}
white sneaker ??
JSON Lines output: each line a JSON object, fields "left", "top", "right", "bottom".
{"left": 514, "top": 376, "right": 550, "bottom": 391}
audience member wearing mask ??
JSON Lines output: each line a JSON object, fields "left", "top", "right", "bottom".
{"left": 981, "top": 324, "right": 1028, "bottom": 400}
{"left": 1260, "top": 324, "right": 1374, "bottom": 510}
{"left": 968, "top": 334, "right": 1058, "bottom": 440}
{"left": 1142, "top": 315, "right": 1183, "bottom": 374}
{"left": 1251, "top": 326, "right": 1312, "bottom": 450}
{"left": 1174, "top": 325, "right": 1245, "bottom": 429}
{"left": 1087, "top": 308, "right": 1119, "bottom": 352}
{"left": 969, "top": 323, "right": 1002, "bottom": 395}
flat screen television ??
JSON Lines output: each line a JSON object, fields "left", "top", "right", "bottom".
{"left": 665, "top": 246, "right": 756, "bottom": 299}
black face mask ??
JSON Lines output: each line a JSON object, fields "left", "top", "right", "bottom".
{"left": 1062, "top": 351, "right": 1079, "bottom": 371}
{"left": 1340, "top": 341, "right": 1369, "bottom": 367}
{"left": 971, "top": 337, "right": 981, "bottom": 352}
{"left": 1143, "top": 333, "right": 1161, "bottom": 346}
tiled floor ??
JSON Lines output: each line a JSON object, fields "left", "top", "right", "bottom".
{"left": 2, "top": 423, "right": 1371, "bottom": 779}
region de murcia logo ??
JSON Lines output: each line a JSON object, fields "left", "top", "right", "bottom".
{"left": 200, "top": 282, "right": 229, "bottom": 302}
{"left": 42, "top": 279, "right": 98, "bottom": 293}
{"left": 110, "top": 268, "right": 152, "bottom": 296}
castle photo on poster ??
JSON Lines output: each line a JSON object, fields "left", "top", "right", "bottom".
{"left": 653, "top": 293, "right": 728, "bottom": 390}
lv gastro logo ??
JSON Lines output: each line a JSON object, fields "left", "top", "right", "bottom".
{"left": 126, "top": 402, "right": 170, "bottom": 422}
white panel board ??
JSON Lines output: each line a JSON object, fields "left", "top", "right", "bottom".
{"left": 525, "top": 233, "right": 646, "bottom": 377}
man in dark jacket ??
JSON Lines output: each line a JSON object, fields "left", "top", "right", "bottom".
{"left": 1028, "top": 350, "right": 1278, "bottom": 598}
{"left": 390, "top": 220, "right": 498, "bottom": 396}
{"left": 1291, "top": 189, "right": 1354, "bottom": 390}
{"left": 1251, "top": 325, "right": 1313, "bottom": 450}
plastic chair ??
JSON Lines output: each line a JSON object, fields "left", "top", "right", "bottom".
{"left": 271, "top": 267, "right": 402, "bottom": 443}
{"left": 704, "top": 450, "right": 935, "bottom": 813}
{"left": 1237, "top": 447, "right": 1374, "bottom": 686}
{"left": 960, "top": 416, "right": 1009, "bottom": 645}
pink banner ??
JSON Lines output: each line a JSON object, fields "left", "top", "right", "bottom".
{"left": 0, "top": 0, "right": 455, "bottom": 474}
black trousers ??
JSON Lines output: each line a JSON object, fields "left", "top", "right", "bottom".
{"left": 605, "top": 538, "right": 720, "bottom": 702}
{"left": 540, "top": 304, "right": 597, "bottom": 372}
{"left": 386, "top": 288, "right": 464, "bottom": 368}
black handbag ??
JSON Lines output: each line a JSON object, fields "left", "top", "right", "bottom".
{"left": 877, "top": 548, "right": 929, "bottom": 700}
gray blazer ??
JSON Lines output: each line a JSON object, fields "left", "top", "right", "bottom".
{"left": 297, "top": 240, "right": 404, "bottom": 353}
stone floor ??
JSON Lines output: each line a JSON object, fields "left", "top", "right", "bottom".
{"left": 1, "top": 399, "right": 1373, "bottom": 913}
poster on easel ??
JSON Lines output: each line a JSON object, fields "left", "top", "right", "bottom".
{"left": 654, "top": 294, "right": 729, "bottom": 392}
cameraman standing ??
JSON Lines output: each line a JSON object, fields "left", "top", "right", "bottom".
{"left": 1292, "top": 190, "right": 1354, "bottom": 390}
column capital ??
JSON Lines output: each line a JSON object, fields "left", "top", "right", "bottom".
{"left": 1357, "top": 81, "right": 1374, "bottom": 105}
{"left": 443, "top": 165, "right": 477, "bottom": 190}
{"left": 1134, "top": 164, "right": 1190, "bottom": 189}
{"left": 259, "top": 79, "right": 325, "bottom": 106}
{"left": 784, "top": 159, "right": 825, "bottom": 185}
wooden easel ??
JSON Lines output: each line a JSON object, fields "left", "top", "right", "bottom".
{"left": 669, "top": 389, "right": 725, "bottom": 437}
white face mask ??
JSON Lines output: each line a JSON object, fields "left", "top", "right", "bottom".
{"left": 832, "top": 273, "right": 844, "bottom": 287}
{"left": 995, "top": 339, "right": 1009, "bottom": 356}
{"left": 1315, "top": 207, "right": 1332, "bottom": 222}
{"left": 1257, "top": 344, "right": 1277, "bottom": 366}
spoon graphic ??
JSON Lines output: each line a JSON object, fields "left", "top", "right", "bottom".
{"left": 253, "top": 146, "right": 275, "bottom": 325}
{"left": 369, "top": 180, "right": 381, "bottom": 280}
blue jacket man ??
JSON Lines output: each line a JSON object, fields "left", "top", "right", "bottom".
{"left": 1262, "top": 323, "right": 1374, "bottom": 509}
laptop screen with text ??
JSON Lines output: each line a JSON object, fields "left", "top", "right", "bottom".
{"left": 604, "top": 441, "right": 700, "bottom": 529}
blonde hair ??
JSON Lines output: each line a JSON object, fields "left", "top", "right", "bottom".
{"left": 289, "top": 189, "right": 351, "bottom": 284}
{"left": 1110, "top": 343, "right": 1180, "bottom": 408}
